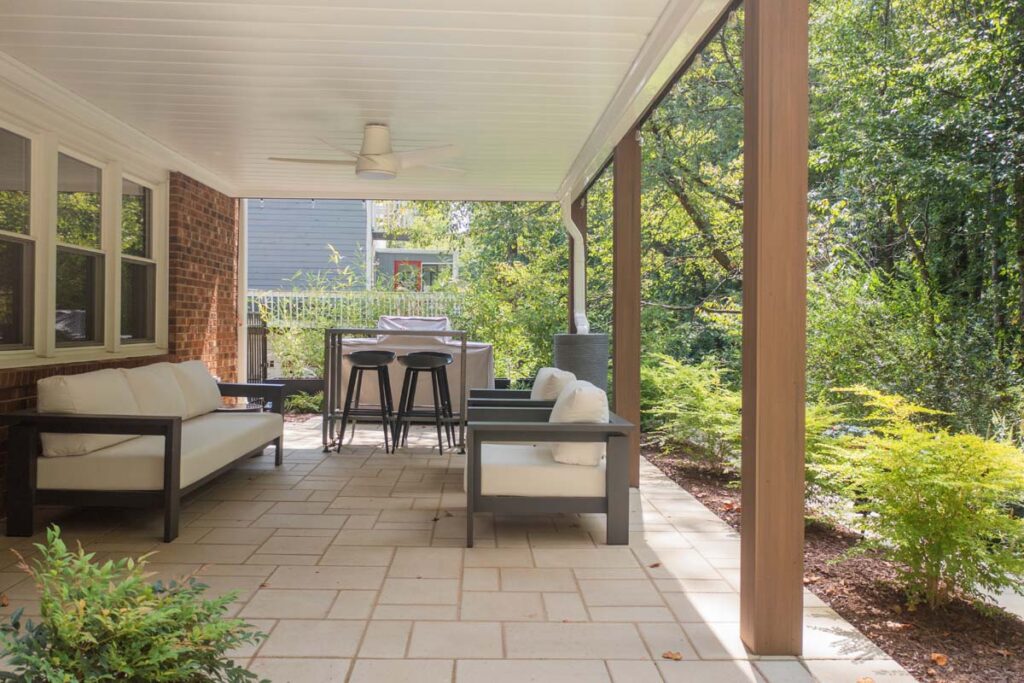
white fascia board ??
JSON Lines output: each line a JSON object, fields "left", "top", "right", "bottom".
{"left": 235, "top": 187, "right": 558, "bottom": 202}
{"left": 0, "top": 52, "right": 236, "bottom": 195}
{"left": 557, "top": 0, "right": 734, "bottom": 202}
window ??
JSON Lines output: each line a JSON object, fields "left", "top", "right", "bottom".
{"left": 57, "top": 153, "right": 101, "bottom": 248}
{"left": 121, "top": 178, "right": 155, "bottom": 342}
{"left": 0, "top": 127, "right": 32, "bottom": 348}
{"left": 422, "top": 263, "right": 449, "bottom": 289}
{"left": 55, "top": 153, "right": 103, "bottom": 346}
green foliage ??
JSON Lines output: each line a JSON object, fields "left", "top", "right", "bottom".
{"left": 834, "top": 387, "right": 1024, "bottom": 608}
{"left": 0, "top": 527, "right": 266, "bottom": 682}
{"left": 284, "top": 390, "right": 323, "bottom": 414}
{"left": 641, "top": 355, "right": 741, "bottom": 470}
{"left": 0, "top": 190, "right": 29, "bottom": 234}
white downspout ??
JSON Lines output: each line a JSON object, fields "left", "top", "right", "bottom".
{"left": 560, "top": 196, "right": 590, "bottom": 334}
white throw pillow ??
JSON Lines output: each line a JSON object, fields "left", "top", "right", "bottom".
{"left": 530, "top": 367, "right": 577, "bottom": 401}
{"left": 171, "top": 361, "right": 223, "bottom": 419}
{"left": 122, "top": 363, "right": 188, "bottom": 418}
{"left": 37, "top": 369, "right": 141, "bottom": 457}
{"left": 548, "top": 380, "right": 609, "bottom": 466}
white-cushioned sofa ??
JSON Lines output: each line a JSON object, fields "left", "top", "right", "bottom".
{"left": 2, "top": 361, "right": 284, "bottom": 542}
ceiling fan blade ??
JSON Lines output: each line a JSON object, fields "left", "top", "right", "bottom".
{"left": 421, "top": 164, "right": 464, "bottom": 174}
{"left": 268, "top": 156, "right": 356, "bottom": 166}
{"left": 315, "top": 138, "right": 363, "bottom": 159}
{"left": 395, "top": 144, "right": 459, "bottom": 169}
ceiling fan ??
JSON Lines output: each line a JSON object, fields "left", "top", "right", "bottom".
{"left": 269, "top": 123, "right": 460, "bottom": 180}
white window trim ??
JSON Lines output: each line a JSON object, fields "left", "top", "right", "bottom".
{"left": 0, "top": 117, "right": 170, "bottom": 369}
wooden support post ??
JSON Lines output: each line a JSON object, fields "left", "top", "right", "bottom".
{"left": 613, "top": 128, "right": 642, "bottom": 487}
{"left": 740, "top": 0, "right": 809, "bottom": 656}
{"left": 568, "top": 195, "right": 587, "bottom": 333}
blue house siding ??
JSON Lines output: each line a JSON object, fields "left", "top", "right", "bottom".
{"left": 247, "top": 198, "right": 367, "bottom": 291}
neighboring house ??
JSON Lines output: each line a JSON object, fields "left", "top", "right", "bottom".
{"left": 246, "top": 198, "right": 455, "bottom": 292}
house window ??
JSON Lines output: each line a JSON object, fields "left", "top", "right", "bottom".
{"left": 56, "top": 153, "right": 104, "bottom": 346}
{"left": 0, "top": 127, "right": 33, "bottom": 348}
{"left": 422, "top": 263, "right": 449, "bottom": 289}
{"left": 121, "top": 179, "right": 155, "bottom": 342}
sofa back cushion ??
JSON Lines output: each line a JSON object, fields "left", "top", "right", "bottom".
{"left": 122, "top": 363, "right": 187, "bottom": 417}
{"left": 530, "top": 367, "right": 577, "bottom": 401}
{"left": 171, "top": 361, "right": 223, "bottom": 419}
{"left": 37, "top": 369, "right": 141, "bottom": 457}
{"left": 548, "top": 380, "right": 609, "bottom": 466}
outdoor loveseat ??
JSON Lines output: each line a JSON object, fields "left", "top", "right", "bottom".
{"left": 2, "top": 361, "right": 284, "bottom": 542}
{"left": 465, "top": 377, "right": 634, "bottom": 547}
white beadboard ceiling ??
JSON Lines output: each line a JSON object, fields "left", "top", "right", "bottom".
{"left": 0, "top": 0, "right": 730, "bottom": 200}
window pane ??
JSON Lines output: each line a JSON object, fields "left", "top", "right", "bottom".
{"left": 0, "top": 237, "right": 32, "bottom": 347}
{"left": 56, "top": 248, "right": 103, "bottom": 345}
{"left": 121, "top": 260, "right": 154, "bottom": 342}
{"left": 57, "top": 153, "right": 101, "bottom": 248}
{"left": 0, "top": 127, "right": 30, "bottom": 235}
{"left": 122, "top": 179, "right": 150, "bottom": 257}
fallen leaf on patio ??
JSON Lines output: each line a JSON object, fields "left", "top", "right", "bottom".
{"left": 994, "top": 648, "right": 1012, "bottom": 658}
{"left": 856, "top": 678, "right": 875, "bottom": 683}
{"left": 432, "top": 517, "right": 440, "bottom": 522}
{"left": 648, "top": 562, "right": 662, "bottom": 568}
{"left": 661, "top": 650, "right": 683, "bottom": 661}
{"left": 259, "top": 582, "right": 270, "bottom": 589}
{"left": 722, "top": 501, "right": 740, "bottom": 512}
{"left": 0, "top": 594, "right": 8, "bottom": 607}
{"left": 930, "top": 653, "right": 948, "bottom": 667}
{"left": 444, "top": 511, "right": 454, "bottom": 517}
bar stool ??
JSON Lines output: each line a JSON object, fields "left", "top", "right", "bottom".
{"left": 338, "top": 350, "right": 396, "bottom": 452}
{"left": 394, "top": 352, "right": 454, "bottom": 453}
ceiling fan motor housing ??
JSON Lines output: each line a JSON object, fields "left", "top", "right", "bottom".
{"left": 356, "top": 123, "right": 398, "bottom": 179}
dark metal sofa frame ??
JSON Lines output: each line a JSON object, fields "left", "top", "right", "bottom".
{"left": 465, "top": 405, "right": 634, "bottom": 548}
{"left": 467, "top": 388, "right": 555, "bottom": 410}
{"left": 1, "top": 382, "right": 284, "bottom": 543}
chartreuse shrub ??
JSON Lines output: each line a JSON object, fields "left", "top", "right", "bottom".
{"left": 835, "top": 387, "right": 1024, "bottom": 608}
{"left": 0, "top": 527, "right": 267, "bottom": 683}
{"left": 641, "top": 355, "right": 741, "bottom": 469}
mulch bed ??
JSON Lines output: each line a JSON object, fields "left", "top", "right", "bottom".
{"left": 643, "top": 444, "right": 1024, "bottom": 683}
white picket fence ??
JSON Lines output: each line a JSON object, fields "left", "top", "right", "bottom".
{"left": 248, "top": 290, "right": 461, "bottom": 328}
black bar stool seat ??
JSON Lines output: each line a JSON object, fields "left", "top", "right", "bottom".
{"left": 338, "top": 350, "right": 396, "bottom": 452}
{"left": 395, "top": 352, "right": 455, "bottom": 453}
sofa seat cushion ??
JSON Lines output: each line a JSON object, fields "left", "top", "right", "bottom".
{"left": 37, "top": 369, "right": 141, "bottom": 457}
{"left": 465, "top": 443, "right": 605, "bottom": 498}
{"left": 37, "top": 412, "right": 283, "bottom": 492}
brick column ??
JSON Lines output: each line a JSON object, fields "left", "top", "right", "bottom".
{"left": 167, "top": 172, "right": 240, "bottom": 381}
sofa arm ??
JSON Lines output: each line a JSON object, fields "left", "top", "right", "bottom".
{"left": 470, "top": 389, "right": 532, "bottom": 400}
{"left": 467, "top": 412, "right": 634, "bottom": 444}
{"left": 218, "top": 382, "right": 285, "bottom": 414}
{"left": 468, "top": 397, "right": 555, "bottom": 409}
{"left": 0, "top": 411, "right": 181, "bottom": 437}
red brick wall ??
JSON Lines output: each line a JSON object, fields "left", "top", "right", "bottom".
{"left": 168, "top": 172, "right": 239, "bottom": 382}
{"left": 0, "top": 172, "right": 239, "bottom": 511}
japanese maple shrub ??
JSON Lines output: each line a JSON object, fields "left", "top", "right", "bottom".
{"left": 0, "top": 526, "right": 266, "bottom": 682}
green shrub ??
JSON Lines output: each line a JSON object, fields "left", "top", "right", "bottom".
{"left": 835, "top": 387, "right": 1024, "bottom": 608}
{"left": 0, "top": 527, "right": 266, "bottom": 682}
{"left": 641, "top": 355, "right": 741, "bottom": 469}
{"left": 284, "top": 390, "right": 323, "bottom": 414}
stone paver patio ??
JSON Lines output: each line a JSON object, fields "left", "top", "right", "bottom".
{"left": 0, "top": 420, "right": 914, "bottom": 682}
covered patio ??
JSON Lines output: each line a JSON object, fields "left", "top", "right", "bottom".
{"left": 0, "top": 420, "right": 912, "bottom": 682}
{"left": 0, "top": 0, "right": 918, "bottom": 679}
